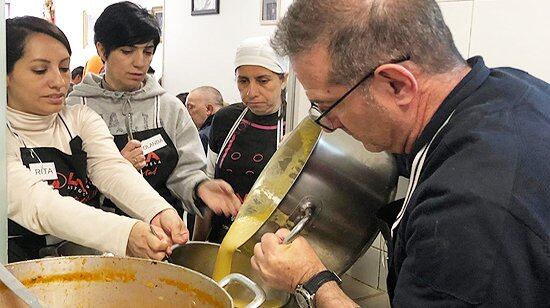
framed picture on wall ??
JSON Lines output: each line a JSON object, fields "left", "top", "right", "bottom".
{"left": 261, "top": 0, "right": 280, "bottom": 25}
{"left": 150, "top": 6, "right": 164, "bottom": 41}
{"left": 191, "top": 0, "right": 220, "bottom": 16}
{"left": 82, "top": 10, "right": 97, "bottom": 48}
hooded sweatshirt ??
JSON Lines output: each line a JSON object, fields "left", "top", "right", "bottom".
{"left": 7, "top": 105, "right": 172, "bottom": 256}
{"left": 67, "top": 74, "right": 207, "bottom": 215}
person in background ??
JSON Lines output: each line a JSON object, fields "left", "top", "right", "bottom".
{"left": 176, "top": 92, "right": 189, "bottom": 106}
{"left": 186, "top": 86, "right": 225, "bottom": 153}
{"left": 251, "top": 0, "right": 550, "bottom": 307}
{"left": 83, "top": 54, "right": 104, "bottom": 76}
{"left": 67, "top": 65, "right": 83, "bottom": 95}
{"left": 67, "top": 2, "right": 241, "bottom": 231}
{"left": 184, "top": 86, "right": 224, "bottom": 239}
{"left": 193, "top": 36, "right": 288, "bottom": 243}
{"left": 6, "top": 16, "right": 184, "bottom": 262}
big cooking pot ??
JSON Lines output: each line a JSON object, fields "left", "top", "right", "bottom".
{"left": 0, "top": 256, "right": 265, "bottom": 307}
{"left": 171, "top": 242, "right": 290, "bottom": 307}
{"left": 238, "top": 117, "right": 398, "bottom": 274}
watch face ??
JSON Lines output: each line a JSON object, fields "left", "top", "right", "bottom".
{"left": 295, "top": 292, "right": 310, "bottom": 308}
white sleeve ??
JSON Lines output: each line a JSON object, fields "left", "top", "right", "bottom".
{"left": 206, "top": 146, "right": 218, "bottom": 178}
{"left": 76, "top": 106, "right": 173, "bottom": 222}
{"left": 7, "top": 134, "right": 137, "bottom": 256}
{"left": 164, "top": 104, "right": 209, "bottom": 215}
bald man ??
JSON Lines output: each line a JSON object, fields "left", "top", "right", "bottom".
{"left": 186, "top": 86, "right": 225, "bottom": 153}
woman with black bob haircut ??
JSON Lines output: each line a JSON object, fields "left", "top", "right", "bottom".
{"left": 67, "top": 2, "right": 241, "bottom": 235}
{"left": 6, "top": 16, "right": 185, "bottom": 262}
{"left": 93, "top": 1, "right": 161, "bottom": 61}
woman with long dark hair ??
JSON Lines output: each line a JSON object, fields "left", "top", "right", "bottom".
{"left": 6, "top": 16, "right": 183, "bottom": 262}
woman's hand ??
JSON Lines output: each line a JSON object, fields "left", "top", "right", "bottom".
{"left": 197, "top": 179, "right": 241, "bottom": 217}
{"left": 126, "top": 221, "right": 170, "bottom": 260}
{"left": 121, "top": 139, "right": 146, "bottom": 170}
{"left": 151, "top": 208, "right": 189, "bottom": 253}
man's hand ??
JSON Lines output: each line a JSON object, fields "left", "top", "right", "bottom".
{"left": 197, "top": 179, "right": 241, "bottom": 217}
{"left": 126, "top": 221, "right": 170, "bottom": 260}
{"left": 121, "top": 139, "right": 146, "bottom": 170}
{"left": 151, "top": 208, "right": 189, "bottom": 254}
{"left": 251, "top": 228, "right": 327, "bottom": 293}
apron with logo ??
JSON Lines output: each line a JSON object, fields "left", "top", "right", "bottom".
{"left": 8, "top": 115, "right": 100, "bottom": 262}
{"left": 101, "top": 96, "right": 181, "bottom": 217}
{"left": 209, "top": 107, "right": 284, "bottom": 243}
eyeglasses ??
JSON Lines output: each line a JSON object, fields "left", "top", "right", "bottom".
{"left": 309, "top": 55, "right": 411, "bottom": 132}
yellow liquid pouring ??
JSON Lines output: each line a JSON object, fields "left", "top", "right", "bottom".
{"left": 211, "top": 118, "right": 322, "bottom": 306}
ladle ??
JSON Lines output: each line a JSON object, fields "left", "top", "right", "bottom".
{"left": 0, "top": 262, "right": 43, "bottom": 307}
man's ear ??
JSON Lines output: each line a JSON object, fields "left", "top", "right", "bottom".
{"left": 95, "top": 42, "right": 107, "bottom": 62}
{"left": 374, "top": 64, "right": 418, "bottom": 106}
{"left": 206, "top": 104, "right": 214, "bottom": 115}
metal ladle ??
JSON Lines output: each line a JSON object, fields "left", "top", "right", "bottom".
{"left": 0, "top": 263, "right": 43, "bottom": 307}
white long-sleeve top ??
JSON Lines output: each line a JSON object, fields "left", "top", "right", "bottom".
{"left": 7, "top": 105, "right": 172, "bottom": 256}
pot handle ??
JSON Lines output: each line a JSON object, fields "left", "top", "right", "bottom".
{"left": 283, "top": 202, "right": 314, "bottom": 244}
{"left": 218, "top": 273, "right": 266, "bottom": 308}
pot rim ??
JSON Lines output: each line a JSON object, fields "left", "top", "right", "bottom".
{"left": 6, "top": 255, "right": 235, "bottom": 307}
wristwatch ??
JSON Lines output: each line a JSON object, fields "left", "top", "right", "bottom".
{"left": 294, "top": 270, "right": 342, "bottom": 308}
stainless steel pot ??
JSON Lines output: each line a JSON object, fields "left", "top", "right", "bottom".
{"left": 170, "top": 242, "right": 290, "bottom": 307}
{"left": 39, "top": 241, "right": 102, "bottom": 258}
{"left": 0, "top": 256, "right": 265, "bottom": 307}
{"left": 239, "top": 117, "right": 398, "bottom": 274}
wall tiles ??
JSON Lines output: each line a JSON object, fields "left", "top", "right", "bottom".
{"left": 341, "top": 273, "right": 381, "bottom": 300}
{"left": 347, "top": 247, "right": 381, "bottom": 288}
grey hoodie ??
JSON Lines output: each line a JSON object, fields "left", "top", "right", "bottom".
{"left": 67, "top": 73, "right": 207, "bottom": 215}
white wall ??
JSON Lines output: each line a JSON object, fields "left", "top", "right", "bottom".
{"left": 469, "top": 0, "right": 550, "bottom": 82}
{"left": 7, "top": 0, "right": 43, "bottom": 19}
{"left": 163, "top": 0, "right": 288, "bottom": 100}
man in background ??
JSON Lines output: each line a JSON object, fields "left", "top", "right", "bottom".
{"left": 186, "top": 86, "right": 225, "bottom": 153}
{"left": 68, "top": 66, "right": 84, "bottom": 95}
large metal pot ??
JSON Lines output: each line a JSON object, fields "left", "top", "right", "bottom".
{"left": 39, "top": 241, "right": 103, "bottom": 258}
{"left": 239, "top": 117, "right": 398, "bottom": 274}
{"left": 171, "top": 242, "right": 290, "bottom": 307}
{"left": 0, "top": 256, "right": 265, "bottom": 307}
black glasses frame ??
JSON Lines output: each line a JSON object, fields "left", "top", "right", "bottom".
{"left": 311, "top": 55, "right": 411, "bottom": 131}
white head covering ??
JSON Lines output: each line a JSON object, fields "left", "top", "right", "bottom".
{"left": 234, "top": 36, "right": 289, "bottom": 74}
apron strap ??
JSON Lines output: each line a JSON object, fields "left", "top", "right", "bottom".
{"left": 276, "top": 106, "right": 285, "bottom": 148}
{"left": 391, "top": 110, "right": 456, "bottom": 237}
{"left": 155, "top": 95, "right": 161, "bottom": 128}
{"left": 6, "top": 122, "right": 28, "bottom": 148}
{"left": 215, "top": 107, "right": 249, "bottom": 167}
{"left": 57, "top": 114, "right": 74, "bottom": 140}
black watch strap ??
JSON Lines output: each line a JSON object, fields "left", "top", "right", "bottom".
{"left": 303, "top": 270, "right": 342, "bottom": 294}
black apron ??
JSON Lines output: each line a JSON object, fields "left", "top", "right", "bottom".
{"left": 209, "top": 107, "right": 283, "bottom": 243}
{"left": 8, "top": 116, "right": 100, "bottom": 262}
{"left": 102, "top": 97, "right": 181, "bottom": 217}
{"left": 378, "top": 110, "right": 456, "bottom": 300}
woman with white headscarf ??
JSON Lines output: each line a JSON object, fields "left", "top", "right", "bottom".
{"left": 195, "top": 36, "right": 289, "bottom": 242}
